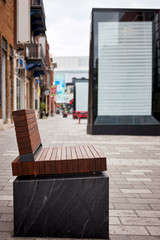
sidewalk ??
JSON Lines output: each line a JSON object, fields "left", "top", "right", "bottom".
{"left": 0, "top": 115, "right": 160, "bottom": 240}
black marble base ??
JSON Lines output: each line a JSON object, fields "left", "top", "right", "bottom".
{"left": 13, "top": 172, "right": 109, "bottom": 239}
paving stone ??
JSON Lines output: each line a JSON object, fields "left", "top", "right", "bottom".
{"left": 0, "top": 191, "right": 13, "bottom": 195}
{"left": 110, "top": 193, "right": 140, "bottom": 198}
{"left": 0, "top": 214, "right": 13, "bottom": 222}
{"left": 130, "top": 170, "right": 153, "bottom": 173}
{"left": 126, "top": 178, "right": 152, "bottom": 182}
{"left": 8, "top": 201, "right": 13, "bottom": 207}
{"left": 2, "top": 187, "right": 12, "bottom": 191}
{"left": 110, "top": 225, "right": 149, "bottom": 235}
{"left": 120, "top": 217, "right": 160, "bottom": 226}
{"left": 110, "top": 217, "right": 121, "bottom": 225}
{"left": 0, "top": 222, "right": 13, "bottom": 231}
{"left": 110, "top": 210, "right": 137, "bottom": 217}
{"left": 129, "top": 236, "right": 160, "bottom": 240}
{"left": 136, "top": 211, "right": 160, "bottom": 218}
{"left": 111, "top": 198, "right": 129, "bottom": 203}
{"left": 0, "top": 232, "right": 12, "bottom": 240}
{"left": 146, "top": 226, "right": 160, "bottom": 236}
{"left": 0, "top": 201, "right": 9, "bottom": 207}
{"left": 121, "top": 189, "right": 152, "bottom": 194}
{"left": 149, "top": 204, "right": 160, "bottom": 210}
{"left": 139, "top": 193, "right": 160, "bottom": 199}
{"left": 110, "top": 234, "right": 130, "bottom": 240}
{"left": 0, "top": 207, "right": 13, "bottom": 214}
{"left": 0, "top": 195, "right": 13, "bottom": 201}
{"left": 128, "top": 198, "right": 160, "bottom": 204}
{"left": 121, "top": 172, "right": 145, "bottom": 176}
{"left": 113, "top": 203, "right": 151, "bottom": 210}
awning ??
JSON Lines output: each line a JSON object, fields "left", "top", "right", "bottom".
{"left": 33, "top": 70, "right": 45, "bottom": 78}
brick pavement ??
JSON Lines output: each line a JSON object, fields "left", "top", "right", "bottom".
{"left": 0, "top": 114, "right": 160, "bottom": 240}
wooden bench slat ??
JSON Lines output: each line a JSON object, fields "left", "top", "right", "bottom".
{"left": 79, "top": 146, "right": 90, "bottom": 173}
{"left": 12, "top": 109, "right": 35, "bottom": 116}
{"left": 34, "top": 149, "right": 45, "bottom": 175}
{"left": 50, "top": 148, "right": 57, "bottom": 174}
{"left": 44, "top": 148, "right": 52, "bottom": 175}
{"left": 88, "top": 145, "right": 102, "bottom": 172}
{"left": 14, "top": 116, "right": 37, "bottom": 127}
{"left": 13, "top": 113, "right": 35, "bottom": 122}
{"left": 16, "top": 122, "right": 37, "bottom": 133}
{"left": 92, "top": 145, "right": 107, "bottom": 171}
{"left": 70, "top": 146, "right": 78, "bottom": 173}
{"left": 12, "top": 156, "right": 19, "bottom": 176}
{"left": 66, "top": 147, "right": 73, "bottom": 173}
{"left": 45, "top": 148, "right": 52, "bottom": 161}
{"left": 61, "top": 147, "right": 67, "bottom": 174}
{"left": 16, "top": 125, "right": 38, "bottom": 138}
{"left": 83, "top": 145, "right": 96, "bottom": 172}
{"left": 56, "top": 147, "right": 62, "bottom": 174}
{"left": 75, "top": 146, "right": 83, "bottom": 173}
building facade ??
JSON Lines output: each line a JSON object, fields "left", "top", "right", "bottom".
{"left": 0, "top": 0, "right": 54, "bottom": 130}
{"left": 0, "top": 0, "right": 15, "bottom": 129}
{"left": 54, "top": 56, "right": 89, "bottom": 103}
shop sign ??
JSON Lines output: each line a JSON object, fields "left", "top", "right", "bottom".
{"left": 50, "top": 85, "right": 57, "bottom": 96}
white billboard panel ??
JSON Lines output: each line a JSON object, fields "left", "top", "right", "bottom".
{"left": 76, "top": 82, "right": 88, "bottom": 111}
{"left": 98, "top": 22, "right": 152, "bottom": 116}
{"left": 17, "top": 0, "right": 30, "bottom": 44}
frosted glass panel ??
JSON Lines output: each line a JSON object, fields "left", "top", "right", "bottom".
{"left": 98, "top": 22, "right": 152, "bottom": 116}
{"left": 76, "top": 82, "right": 88, "bottom": 111}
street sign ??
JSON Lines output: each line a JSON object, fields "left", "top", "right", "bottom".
{"left": 44, "top": 90, "right": 49, "bottom": 96}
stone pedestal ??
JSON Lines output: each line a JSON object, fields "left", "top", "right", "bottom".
{"left": 14, "top": 172, "right": 109, "bottom": 239}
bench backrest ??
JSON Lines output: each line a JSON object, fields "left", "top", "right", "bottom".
{"left": 12, "top": 109, "right": 42, "bottom": 162}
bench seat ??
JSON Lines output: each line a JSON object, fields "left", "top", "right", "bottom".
{"left": 11, "top": 109, "right": 107, "bottom": 177}
{"left": 12, "top": 145, "right": 106, "bottom": 176}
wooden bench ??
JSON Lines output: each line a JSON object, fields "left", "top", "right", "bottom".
{"left": 12, "top": 109, "right": 107, "bottom": 176}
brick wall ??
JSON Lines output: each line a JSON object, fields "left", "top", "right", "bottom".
{"left": 0, "top": 0, "right": 15, "bottom": 122}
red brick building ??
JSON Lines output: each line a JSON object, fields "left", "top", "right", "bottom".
{"left": 0, "top": 0, "right": 15, "bottom": 129}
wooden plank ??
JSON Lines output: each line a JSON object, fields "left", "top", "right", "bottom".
{"left": 88, "top": 145, "right": 101, "bottom": 171}
{"left": 79, "top": 145, "right": 90, "bottom": 173}
{"left": 61, "top": 147, "right": 67, "bottom": 174}
{"left": 12, "top": 156, "right": 19, "bottom": 176}
{"left": 16, "top": 129, "right": 39, "bottom": 143}
{"left": 15, "top": 121, "right": 37, "bottom": 133}
{"left": 83, "top": 145, "right": 96, "bottom": 172}
{"left": 71, "top": 146, "right": 78, "bottom": 173}
{"left": 50, "top": 148, "right": 57, "bottom": 174}
{"left": 15, "top": 125, "right": 38, "bottom": 138}
{"left": 22, "top": 162, "right": 29, "bottom": 175}
{"left": 75, "top": 146, "right": 83, "bottom": 173}
{"left": 12, "top": 109, "right": 35, "bottom": 116}
{"left": 28, "top": 162, "right": 34, "bottom": 175}
{"left": 44, "top": 148, "right": 52, "bottom": 175}
{"left": 66, "top": 147, "right": 73, "bottom": 173}
{"left": 16, "top": 159, "right": 23, "bottom": 176}
{"left": 39, "top": 148, "right": 48, "bottom": 174}
{"left": 13, "top": 113, "right": 35, "bottom": 122}
{"left": 55, "top": 147, "right": 62, "bottom": 174}
{"left": 92, "top": 146, "right": 107, "bottom": 171}
{"left": 14, "top": 116, "right": 36, "bottom": 127}
{"left": 34, "top": 148, "right": 44, "bottom": 175}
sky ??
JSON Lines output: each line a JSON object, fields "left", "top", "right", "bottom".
{"left": 43, "top": 0, "right": 160, "bottom": 57}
